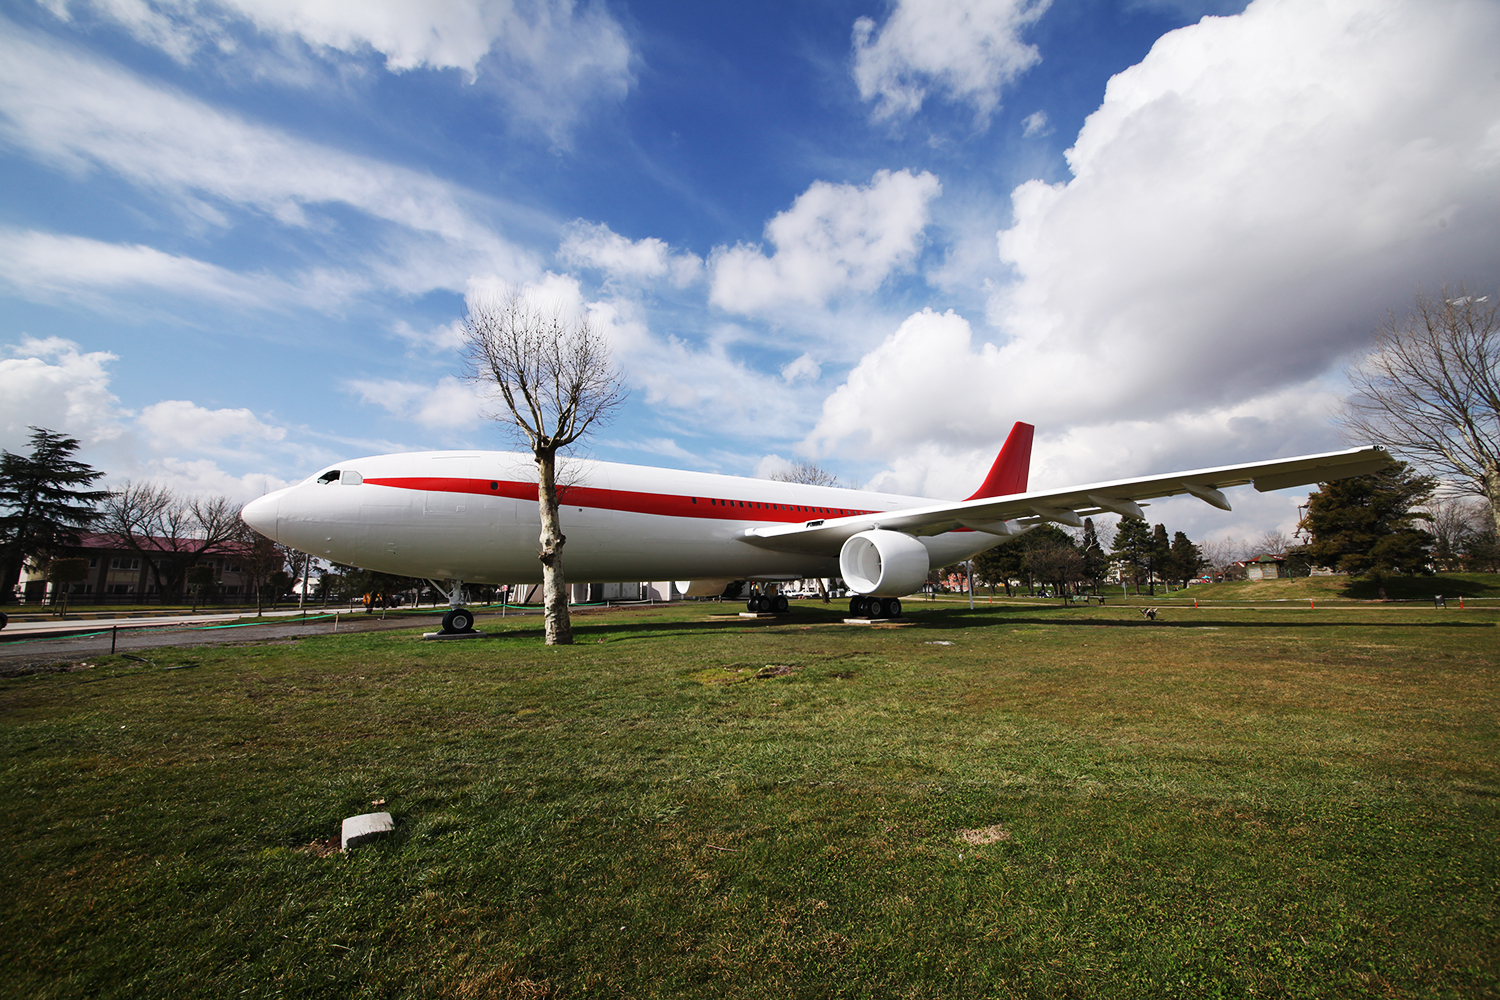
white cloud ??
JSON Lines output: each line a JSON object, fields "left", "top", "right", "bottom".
{"left": 39, "top": 0, "right": 634, "bottom": 143}
{"left": 709, "top": 169, "right": 941, "bottom": 314}
{"left": 753, "top": 454, "right": 797, "bottom": 480}
{"left": 457, "top": 271, "right": 816, "bottom": 432}
{"left": 133, "top": 456, "right": 294, "bottom": 503}
{"left": 993, "top": 0, "right": 1500, "bottom": 416}
{"left": 559, "top": 221, "right": 702, "bottom": 288}
{"left": 592, "top": 436, "right": 706, "bottom": 465}
{"left": 137, "top": 399, "right": 287, "bottom": 452}
{"left": 852, "top": 0, "right": 1050, "bottom": 124}
{"left": 0, "top": 337, "right": 124, "bottom": 448}
{"left": 781, "top": 354, "right": 821, "bottom": 383}
{"left": 816, "top": 0, "right": 1500, "bottom": 489}
{"left": 589, "top": 297, "right": 809, "bottom": 428}
{"left": 0, "top": 24, "right": 534, "bottom": 294}
{"left": 0, "top": 336, "right": 307, "bottom": 501}
{"left": 344, "top": 375, "right": 487, "bottom": 430}
{"left": 1021, "top": 110, "right": 1050, "bottom": 137}
{"left": 0, "top": 227, "right": 331, "bottom": 309}
{"left": 392, "top": 318, "right": 469, "bottom": 353}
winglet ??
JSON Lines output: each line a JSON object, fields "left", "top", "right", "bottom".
{"left": 965, "top": 422, "right": 1034, "bottom": 501}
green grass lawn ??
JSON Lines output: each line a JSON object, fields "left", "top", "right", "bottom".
{"left": 2, "top": 602, "right": 1496, "bottom": 998}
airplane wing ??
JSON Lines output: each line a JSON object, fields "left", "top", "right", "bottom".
{"left": 739, "top": 444, "right": 1394, "bottom": 556}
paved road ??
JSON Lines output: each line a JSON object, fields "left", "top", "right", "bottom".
{"left": 0, "top": 609, "right": 474, "bottom": 676}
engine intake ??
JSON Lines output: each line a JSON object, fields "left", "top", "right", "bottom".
{"left": 839, "top": 530, "right": 929, "bottom": 597}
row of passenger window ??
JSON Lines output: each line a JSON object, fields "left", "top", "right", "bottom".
{"left": 694, "top": 497, "right": 865, "bottom": 516}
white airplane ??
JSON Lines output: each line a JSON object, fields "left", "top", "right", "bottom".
{"left": 240, "top": 423, "right": 1392, "bottom": 631}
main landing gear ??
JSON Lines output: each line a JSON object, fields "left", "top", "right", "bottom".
{"left": 431, "top": 578, "right": 477, "bottom": 634}
{"left": 850, "top": 595, "right": 901, "bottom": 619}
{"left": 746, "top": 586, "right": 790, "bottom": 615}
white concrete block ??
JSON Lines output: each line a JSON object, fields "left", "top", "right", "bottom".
{"left": 341, "top": 811, "right": 394, "bottom": 851}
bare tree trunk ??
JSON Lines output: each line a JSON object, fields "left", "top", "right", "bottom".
{"left": 536, "top": 449, "right": 573, "bottom": 645}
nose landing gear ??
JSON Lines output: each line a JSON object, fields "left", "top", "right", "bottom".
{"left": 430, "top": 578, "right": 478, "bottom": 634}
{"left": 441, "top": 607, "right": 475, "bottom": 633}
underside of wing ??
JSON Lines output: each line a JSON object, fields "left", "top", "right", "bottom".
{"left": 739, "top": 445, "right": 1394, "bottom": 557}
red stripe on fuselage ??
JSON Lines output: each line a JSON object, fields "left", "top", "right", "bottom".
{"left": 362, "top": 477, "right": 878, "bottom": 523}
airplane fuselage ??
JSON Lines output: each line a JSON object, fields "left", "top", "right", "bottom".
{"left": 243, "top": 450, "right": 1001, "bottom": 586}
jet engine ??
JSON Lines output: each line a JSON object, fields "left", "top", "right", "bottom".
{"left": 839, "top": 529, "right": 929, "bottom": 597}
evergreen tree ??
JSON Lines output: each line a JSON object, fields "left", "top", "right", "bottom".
{"left": 1111, "top": 518, "right": 1153, "bottom": 595}
{"left": 0, "top": 428, "right": 108, "bottom": 604}
{"left": 1148, "top": 523, "right": 1171, "bottom": 594}
{"left": 1167, "top": 531, "right": 1204, "bottom": 587}
{"left": 1303, "top": 462, "right": 1435, "bottom": 598}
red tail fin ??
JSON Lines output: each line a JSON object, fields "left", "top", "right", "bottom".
{"left": 965, "top": 422, "right": 1034, "bottom": 500}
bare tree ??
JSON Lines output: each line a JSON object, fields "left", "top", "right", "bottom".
{"left": 463, "top": 289, "right": 625, "bottom": 645}
{"left": 769, "top": 462, "right": 842, "bottom": 488}
{"left": 1024, "top": 542, "right": 1084, "bottom": 601}
{"left": 1199, "top": 537, "right": 1247, "bottom": 581}
{"left": 1256, "top": 529, "right": 1292, "bottom": 558}
{"left": 235, "top": 522, "right": 286, "bottom": 615}
{"left": 98, "top": 483, "right": 241, "bottom": 601}
{"left": 1428, "top": 495, "right": 1492, "bottom": 571}
{"left": 1342, "top": 287, "right": 1500, "bottom": 536}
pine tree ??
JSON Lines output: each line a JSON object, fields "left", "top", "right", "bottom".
{"left": 1303, "top": 462, "right": 1435, "bottom": 598}
{"left": 1111, "top": 518, "right": 1153, "bottom": 595}
{"left": 1167, "top": 531, "right": 1204, "bottom": 587}
{"left": 0, "top": 428, "right": 108, "bottom": 604}
{"left": 1148, "top": 523, "right": 1171, "bottom": 595}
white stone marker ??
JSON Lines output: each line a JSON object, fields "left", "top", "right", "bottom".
{"left": 341, "top": 811, "right": 394, "bottom": 851}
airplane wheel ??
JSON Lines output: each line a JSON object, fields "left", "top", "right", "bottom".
{"left": 773, "top": 594, "right": 789, "bottom": 613}
{"left": 888, "top": 599, "right": 901, "bottom": 619}
{"left": 442, "top": 607, "right": 474, "bottom": 633}
{"left": 850, "top": 596, "right": 866, "bottom": 617}
{"left": 868, "top": 597, "right": 886, "bottom": 619}
{"left": 0, "top": 612, "right": 7, "bottom": 630}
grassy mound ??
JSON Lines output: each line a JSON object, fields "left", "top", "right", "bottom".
{"left": 1165, "top": 572, "right": 1500, "bottom": 602}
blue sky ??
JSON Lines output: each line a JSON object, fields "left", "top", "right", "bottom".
{"left": 2, "top": 0, "right": 1498, "bottom": 544}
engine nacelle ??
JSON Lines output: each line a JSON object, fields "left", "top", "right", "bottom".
{"left": 674, "top": 579, "right": 735, "bottom": 598}
{"left": 839, "top": 530, "right": 930, "bottom": 597}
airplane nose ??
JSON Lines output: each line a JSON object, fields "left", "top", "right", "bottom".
{"left": 241, "top": 491, "right": 281, "bottom": 540}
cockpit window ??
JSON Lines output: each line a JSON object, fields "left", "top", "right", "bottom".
{"left": 317, "top": 469, "right": 340, "bottom": 484}
{"left": 340, "top": 470, "right": 363, "bottom": 485}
